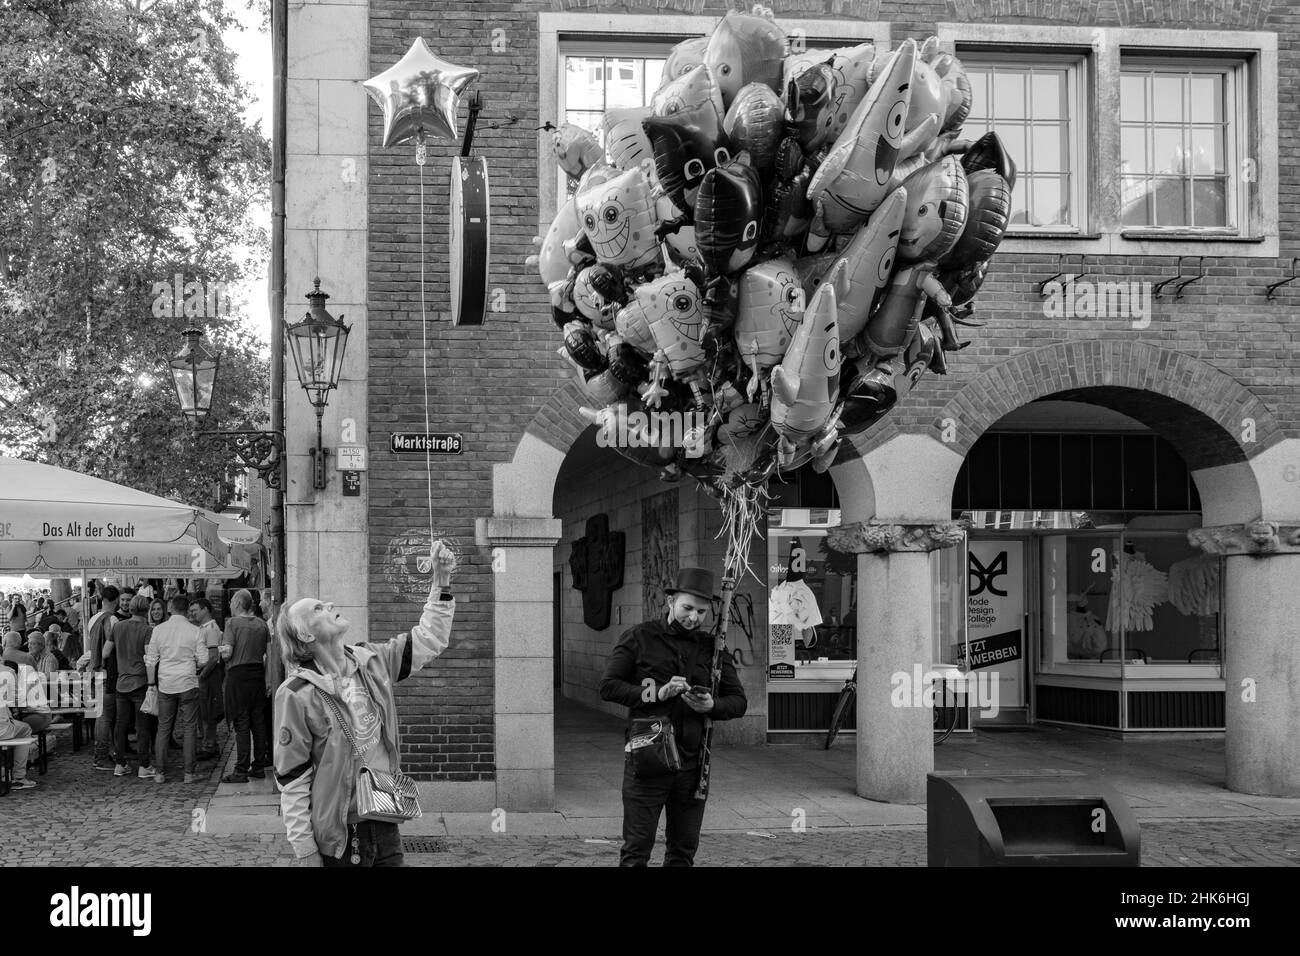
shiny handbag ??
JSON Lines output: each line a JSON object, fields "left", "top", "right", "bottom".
{"left": 316, "top": 689, "right": 422, "bottom": 824}
{"left": 626, "top": 716, "right": 682, "bottom": 778}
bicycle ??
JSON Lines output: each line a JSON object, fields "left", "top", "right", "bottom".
{"left": 824, "top": 667, "right": 962, "bottom": 749}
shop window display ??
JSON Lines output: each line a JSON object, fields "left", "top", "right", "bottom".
{"left": 767, "top": 527, "right": 856, "bottom": 679}
{"left": 1042, "top": 530, "right": 1220, "bottom": 666}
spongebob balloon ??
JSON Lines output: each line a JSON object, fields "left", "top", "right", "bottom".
{"left": 644, "top": 270, "right": 706, "bottom": 378}
{"left": 704, "top": 8, "right": 786, "bottom": 110}
{"left": 575, "top": 166, "right": 660, "bottom": 272}
{"left": 735, "top": 259, "right": 804, "bottom": 402}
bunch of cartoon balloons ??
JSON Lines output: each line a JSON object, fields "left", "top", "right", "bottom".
{"left": 535, "top": 6, "right": 1016, "bottom": 491}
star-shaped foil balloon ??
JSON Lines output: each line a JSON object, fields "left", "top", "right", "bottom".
{"left": 364, "top": 37, "right": 479, "bottom": 148}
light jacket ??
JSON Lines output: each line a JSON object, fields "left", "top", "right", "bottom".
{"left": 273, "top": 594, "right": 454, "bottom": 860}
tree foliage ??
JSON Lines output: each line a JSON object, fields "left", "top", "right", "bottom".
{"left": 0, "top": 0, "right": 271, "bottom": 506}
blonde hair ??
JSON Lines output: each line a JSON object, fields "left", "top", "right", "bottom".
{"left": 278, "top": 599, "right": 315, "bottom": 668}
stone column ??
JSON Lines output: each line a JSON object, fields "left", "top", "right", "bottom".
{"left": 475, "top": 515, "right": 563, "bottom": 811}
{"left": 1189, "top": 521, "right": 1300, "bottom": 797}
{"left": 829, "top": 519, "right": 967, "bottom": 804}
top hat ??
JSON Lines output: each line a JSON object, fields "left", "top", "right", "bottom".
{"left": 664, "top": 567, "right": 716, "bottom": 602}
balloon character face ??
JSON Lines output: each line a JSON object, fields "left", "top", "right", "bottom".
{"left": 652, "top": 64, "right": 724, "bottom": 123}
{"left": 722, "top": 83, "right": 784, "bottom": 176}
{"left": 643, "top": 271, "right": 705, "bottom": 376}
{"left": 807, "top": 39, "right": 915, "bottom": 234}
{"left": 736, "top": 259, "right": 803, "bottom": 368}
{"left": 704, "top": 10, "right": 786, "bottom": 109}
{"left": 661, "top": 36, "right": 709, "bottom": 87}
{"left": 770, "top": 281, "right": 841, "bottom": 451}
{"left": 602, "top": 107, "right": 655, "bottom": 171}
{"left": 643, "top": 104, "right": 730, "bottom": 214}
{"left": 575, "top": 166, "right": 659, "bottom": 269}
{"left": 552, "top": 123, "right": 604, "bottom": 180}
{"left": 898, "top": 154, "right": 969, "bottom": 263}
{"left": 695, "top": 155, "right": 763, "bottom": 277}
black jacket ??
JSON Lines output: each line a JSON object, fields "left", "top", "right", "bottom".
{"left": 599, "top": 617, "right": 747, "bottom": 764}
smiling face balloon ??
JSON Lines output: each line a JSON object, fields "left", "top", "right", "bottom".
{"left": 736, "top": 259, "right": 804, "bottom": 368}
{"left": 575, "top": 166, "right": 660, "bottom": 270}
{"left": 807, "top": 39, "right": 915, "bottom": 234}
{"left": 897, "top": 154, "right": 969, "bottom": 263}
{"left": 704, "top": 9, "right": 786, "bottom": 110}
{"left": 643, "top": 270, "right": 706, "bottom": 376}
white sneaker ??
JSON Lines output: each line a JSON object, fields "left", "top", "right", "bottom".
{"left": 153, "top": 773, "right": 166, "bottom": 784}
{"left": 13, "top": 778, "right": 38, "bottom": 790}
{"left": 113, "top": 763, "right": 129, "bottom": 776}
{"left": 138, "top": 766, "right": 155, "bottom": 779}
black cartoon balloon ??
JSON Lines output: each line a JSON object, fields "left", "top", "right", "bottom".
{"left": 643, "top": 104, "right": 731, "bottom": 218}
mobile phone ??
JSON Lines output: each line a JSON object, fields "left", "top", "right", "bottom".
{"left": 689, "top": 685, "right": 710, "bottom": 697}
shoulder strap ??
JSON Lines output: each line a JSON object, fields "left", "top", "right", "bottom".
{"left": 314, "top": 686, "right": 366, "bottom": 760}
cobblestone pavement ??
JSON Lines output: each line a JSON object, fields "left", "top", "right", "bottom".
{"left": 3, "top": 729, "right": 1299, "bottom": 866}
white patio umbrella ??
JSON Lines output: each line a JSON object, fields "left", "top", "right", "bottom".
{"left": 0, "top": 456, "right": 259, "bottom": 578}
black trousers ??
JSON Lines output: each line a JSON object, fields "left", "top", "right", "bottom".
{"left": 620, "top": 757, "right": 708, "bottom": 867}
{"left": 321, "top": 821, "right": 404, "bottom": 868}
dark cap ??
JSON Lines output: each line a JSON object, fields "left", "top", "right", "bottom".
{"left": 664, "top": 567, "right": 716, "bottom": 602}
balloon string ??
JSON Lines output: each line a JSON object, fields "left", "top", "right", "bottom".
{"left": 419, "top": 157, "right": 433, "bottom": 547}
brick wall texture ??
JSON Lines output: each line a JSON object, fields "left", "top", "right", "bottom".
{"left": 366, "top": 0, "right": 1299, "bottom": 778}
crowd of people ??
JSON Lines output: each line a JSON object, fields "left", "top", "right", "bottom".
{"left": 0, "top": 581, "right": 278, "bottom": 792}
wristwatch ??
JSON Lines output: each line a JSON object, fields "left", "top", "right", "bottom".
{"left": 438, "top": 590, "right": 453, "bottom": 602}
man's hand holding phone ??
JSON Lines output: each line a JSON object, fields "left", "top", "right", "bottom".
{"left": 683, "top": 683, "right": 714, "bottom": 713}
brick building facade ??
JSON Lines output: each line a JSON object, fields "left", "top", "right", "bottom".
{"left": 281, "top": 0, "right": 1300, "bottom": 810}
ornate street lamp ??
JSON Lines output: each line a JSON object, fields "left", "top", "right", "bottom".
{"left": 167, "top": 328, "right": 220, "bottom": 422}
{"left": 285, "top": 278, "right": 351, "bottom": 490}
{"left": 168, "top": 329, "right": 284, "bottom": 491}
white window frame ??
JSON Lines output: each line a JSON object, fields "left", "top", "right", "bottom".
{"left": 1118, "top": 57, "right": 1245, "bottom": 234}
{"left": 555, "top": 42, "right": 672, "bottom": 204}
{"left": 938, "top": 22, "right": 1278, "bottom": 258}
{"left": 960, "top": 53, "right": 1089, "bottom": 235}
{"left": 538, "top": 12, "right": 890, "bottom": 232}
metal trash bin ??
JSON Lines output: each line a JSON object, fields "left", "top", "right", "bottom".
{"left": 928, "top": 771, "right": 1140, "bottom": 866}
